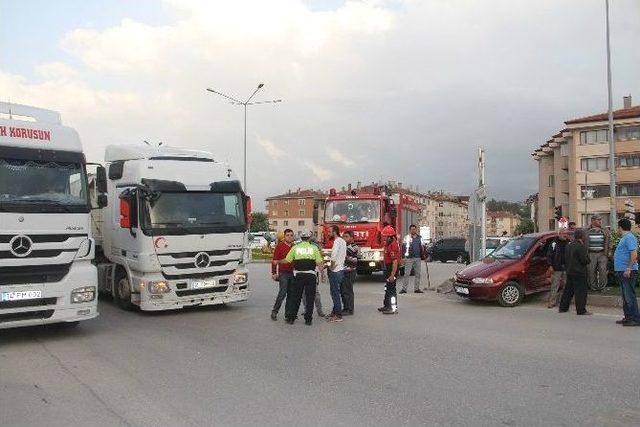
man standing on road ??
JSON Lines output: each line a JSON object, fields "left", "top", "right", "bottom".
{"left": 270, "top": 229, "right": 295, "bottom": 321}
{"left": 586, "top": 215, "right": 611, "bottom": 290}
{"left": 327, "top": 225, "right": 346, "bottom": 322}
{"left": 559, "top": 228, "right": 591, "bottom": 315}
{"left": 613, "top": 218, "right": 640, "bottom": 327}
{"left": 282, "top": 230, "right": 325, "bottom": 325}
{"left": 546, "top": 233, "right": 568, "bottom": 308}
{"left": 400, "top": 224, "right": 424, "bottom": 294}
{"left": 379, "top": 225, "right": 400, "bottom": 315}
{"left": 341, "top": 231, "right": 360, "bottom": 316}
{"left": 301, "top": 235, "right": 326, "bottom": 318}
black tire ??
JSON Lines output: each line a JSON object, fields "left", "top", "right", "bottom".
{"left": 115, "top": 268, "right": 137, "bottom": 311}
{"left": 456, "top": 254, "right": 465, "bottom": 264}
{"left": 497, "top": 281, "right": 524, "bottom": 307}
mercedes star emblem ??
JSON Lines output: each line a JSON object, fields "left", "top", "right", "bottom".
{"left": 9, "top": 235, "right": 33, "bottom": 258}
{"left": 194, "top": 252, "right": 210, "bottom": 268}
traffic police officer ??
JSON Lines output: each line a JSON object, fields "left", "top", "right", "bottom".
{"left": 282, "top": 230, "right": 325, "bottom": 325}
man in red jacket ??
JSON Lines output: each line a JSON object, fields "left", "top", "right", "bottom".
{"left": 271, "top": 229, "right": 295, "bottom": 320}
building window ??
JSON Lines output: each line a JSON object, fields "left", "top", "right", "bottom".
{"left": 617, "top": 154, "right": 640, "bottom": 168}
{"left": 548, "top": 175, "right": 555, "bottom": 187}
{"left": 283, "top": 220, "right": 289, "bottom": 226}
{"left": 298, "top": 199, "right": 305, "bottom": 206}
{"left": 580, "top": 157, "right": 609, "bottom": 172}
{"left": 272, "top": 220, "right": 278, "bottom": 226}
{"left": 580, "top": 129, "right": 608, "bottom": 145}
{"left": 284, "top": 200, "right": 289, "bottom": 205}
{"left": 618, "top": 183, "right": 640, "bottom": 197}
{"left": 560, "top": 143, "right": 569, "bottom": 157}
{"left": 298, "top": 220, "right": 305, "bottom": 226}
{"left": 617, "top": 126, "right": 640, "bottom": 141}
{"left": 299, "top": 210, "right": 304, "bottom": 216}
{"left": 271, "top": 211, "right": 277, "bottom": 216}
{"left": 580, "top": 185, "right": 609, "bottom": 199}
{"left": 284, "top": 210, "right": 289, "bottom": 216}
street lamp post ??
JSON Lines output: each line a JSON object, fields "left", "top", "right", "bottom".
{"left": 206, "top": 84, "right": 282, "bottom": 193}
{"left": 605, "top": 0, "right": 617, "bottom": 228}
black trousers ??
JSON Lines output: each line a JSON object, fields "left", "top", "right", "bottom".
{"left": 559, "top": 273, "right": 588, "bottom": 314}
{"left": 285, "top": 273, "right": 317, "bottom": 322}
{"left": 341, "top": 269, "right": 356, "bottom": 313}
{"left": 383, "top": 263, "right": 397, "bottom": 310}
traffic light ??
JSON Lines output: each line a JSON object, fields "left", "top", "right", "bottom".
{"left": 554, "top": 206, "right": 562, "bottom": 221}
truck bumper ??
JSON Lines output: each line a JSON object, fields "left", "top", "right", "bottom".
{"left": 0, "top": 261, "right": 99, "bottom": 330}
{"left": 357, "top": 260, "right": 385, "bottom": 273}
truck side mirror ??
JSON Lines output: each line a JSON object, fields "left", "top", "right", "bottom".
{"left": 96, "top": 166, "right": 108, "bottom": 194}
{"left": 97, "top": 194, "right": 108, "bottom": 209}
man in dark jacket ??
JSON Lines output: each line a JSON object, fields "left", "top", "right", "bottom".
{"left": 546, "top": 234, "right": 568, "bottom": 308}
{"left": 559, "top": 228, "right": 591, "bottom": 315}
{"left": 341, "top": 231, "right": 360, "bottom": 315}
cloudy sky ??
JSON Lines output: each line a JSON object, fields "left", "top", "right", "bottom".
{"left": 1, "top": 0, "right": 639, "bottom": 209}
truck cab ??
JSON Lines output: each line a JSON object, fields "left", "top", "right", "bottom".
{"left": 0, "top": 103, "right": 102, "bottom": 329}
{"left": 93, "top": 144, "right": 250, "bottom": 311}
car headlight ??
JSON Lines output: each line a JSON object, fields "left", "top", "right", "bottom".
{"left": 147, "top": 281, "right": 170, "bottom": 294}
{"left": 472, "top": 277, "right": 494, "bottom": 285}
{"left": 71, "top": 286, "right": 96, "bottom": 303}
{"left": 77, "top": 238, "right": 92, "bottom": 258}
{"left": 234, "top": 272, "right": 248, "bottom": 285}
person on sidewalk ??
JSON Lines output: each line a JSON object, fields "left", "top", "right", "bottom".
{"left": 327, "top": 225, "right": 346, "bottom": 322}
{"left": 400, "top": 224, "right": 425, "bottom": 294}
{"left": 301, "top": 235, "right": 326, "bottom": 318}
{"left": 613, "top": 218, "right": 640, "bottom": 327}
{"left": 282, "top": 230, "right": 325, "bottom": 326}
{"left": 378, "top": 225, "right": 400, "bottom": 315}
{"left": 270, "top": 228, "right": 295, "bottom": 320}
{"left": 586, "top": 215, "right": 611, "bottom": 290}
{"left": 546, "top": 233, "right": 568, "bottom": 308}
{"left": 559, "top": 228, "right": 591, "bottom": 315}
{"left": 341, "top": 231, "right": 360, "bottom": 316}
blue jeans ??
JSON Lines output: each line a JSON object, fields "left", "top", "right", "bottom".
{"left": 616, "top": 271, "right": 640, "bottom": 322}
{"left": 328, "top": 270, "right": 344, "bottom": 316}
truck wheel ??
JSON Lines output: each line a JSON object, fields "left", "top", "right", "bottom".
{"left": 115, "top": 271, "right": 136, "bottom": 311}
{"left": 497, "top": 281, "right": 524, "bottom": 307}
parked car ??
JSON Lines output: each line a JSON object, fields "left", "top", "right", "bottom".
{"left": 453, "top": 231, "right": 572, "bottom": 307}
{"left": 427, "top": 238, "right": 469, "bottom": 264}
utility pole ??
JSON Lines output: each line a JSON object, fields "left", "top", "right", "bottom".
{"left": 605, "top": 0, "right": 617, "bottom": 228}
{"left": 479, "top": 148, "right": 486, "bottom": 258}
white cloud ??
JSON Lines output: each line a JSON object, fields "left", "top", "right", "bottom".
{"left": 257, "top": 136, "right": 286, "bottom": 160}
{"left": 328, "top": 148, "right": 355, "bottom": 167}
{"left": 303, "top": 161, "right": 333, "bottom": 181}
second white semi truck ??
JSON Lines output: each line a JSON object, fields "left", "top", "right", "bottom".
{"left": 93, "top": 144, "right": 251, "bottom": 311}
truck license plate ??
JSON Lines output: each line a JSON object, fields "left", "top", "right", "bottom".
{"left": 455, "top": 286, "right": 469, "bottom": 295}
{"left": 1, "top": 291, "right": 42, "bottom": 302}
{"left": 191, "top": 280, "right": 216, "bottom": 290}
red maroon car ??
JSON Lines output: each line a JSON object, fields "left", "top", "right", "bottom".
{"left": 453, "top": 231, "right": 572, "bottom": 307}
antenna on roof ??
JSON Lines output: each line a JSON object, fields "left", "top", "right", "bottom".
{"left": 143, "top": 140, "right": 151, "bottom": 146}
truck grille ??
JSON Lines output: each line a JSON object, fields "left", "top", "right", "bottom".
{"left": 0, "top": 264, "right": 72, "bottom": 285}
{"left": 0, "top": 297, "right": 57, "bottom": 309}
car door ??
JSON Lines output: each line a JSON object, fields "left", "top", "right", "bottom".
{"left": 525, "top": 237, "right": 553, "bottom": 291}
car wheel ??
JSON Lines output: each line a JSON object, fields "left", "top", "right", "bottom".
{"left": 456, "top": 254, "right": 464, "bottom": 264}
{"left": 115, "top": 270, "right": 137, "bottom": 311}
{"left": 497, "top": 281, "right": 524, "bottom": 307}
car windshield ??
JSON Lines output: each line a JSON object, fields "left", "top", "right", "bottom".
{"left": 486, "top": 239, "right": 503, "bottom": 250}
{"left": 489, "top": 236, "right": 536, "bottom": 259}
{"left": 0, "top": 157, "right": 88, "bottom": 212}
{"left": 324, "top": 200, "right": 380, "bottom": 223}
{"left": 144, "top": 192, "right": 245, "bottom": 231}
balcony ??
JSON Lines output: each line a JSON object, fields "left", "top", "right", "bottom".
{"left": 561, "top": 156, "right": 569, "bottom": 171}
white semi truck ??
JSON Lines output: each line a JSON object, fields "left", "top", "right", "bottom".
{"left": 93, "top": 144, "right": 250, "bottom": 311}
{"left": 0, "top": 102, "right": 105, "bottom": 329}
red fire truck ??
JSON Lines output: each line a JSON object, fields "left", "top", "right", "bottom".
{"left": 320, "top": 186, "right": 422, "bottom": 275}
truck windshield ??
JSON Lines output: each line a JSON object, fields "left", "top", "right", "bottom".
{"left": 489, "top": 237, "right": 536, "bottom": 260}
{"left": 324, "top": 200, "right": 380, "bottom": 223}
{"left": 143, "top": 192, "right": 246, "bottom": 233}
{"left": 0, "top": 158, "right": 89, "bottom": 213}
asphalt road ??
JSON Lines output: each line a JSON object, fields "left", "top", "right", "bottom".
{"left": 1, "top": 262, "right": 639, "bottom": 427}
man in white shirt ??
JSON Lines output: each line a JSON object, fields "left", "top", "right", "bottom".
{"left": 328, "top": 225, "right": 347, "bottom": 322}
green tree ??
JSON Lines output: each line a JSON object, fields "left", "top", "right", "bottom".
{"left": 514, "top": 218, "right": 535, "bottom": 235}
{"left": 250, "top": 212, "right": 270, "bottom": 232}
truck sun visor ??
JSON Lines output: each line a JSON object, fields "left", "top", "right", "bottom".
{"left": 141, "top": 178, "right": 187, "bottom": 192}
{"left": 210, "top": 180, "right": 242, "bottom": 193}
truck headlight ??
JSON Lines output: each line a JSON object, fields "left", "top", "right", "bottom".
{"left": 233, "top": 272, "right": 248, "bottom": 285}
{"left": 77, "top": 239, "right": 92, "bottom": 258}
{"left": 147, "top": 281, "right": 170, "bottom": 294}
{"left": 373, "top": 251, "right": 381, "bottom": 261}
{"left": 71, "top": 286, "right": 96, "bottom": 303}
{"left": 472, "top": 277, "right": 494, "bottom": 285}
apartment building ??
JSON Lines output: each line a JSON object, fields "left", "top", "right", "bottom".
{"left": 428, "top": 194, "right": 470, "bottom": 240}
{"left": 486, "top": 211, "right": 521, "bottom": 236}
{"left": 532, "top": 96, "right": 640, "bottom": 231}
{"left": 265, "top": 189, "right": 326, "bottom": 235}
